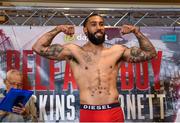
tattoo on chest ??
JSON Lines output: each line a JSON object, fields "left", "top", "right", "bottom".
{"left": 82, "top": 54, "right": 92, "bottom": 63}
{"left": 40, "top": 44, "right": 63, "bottom": 56}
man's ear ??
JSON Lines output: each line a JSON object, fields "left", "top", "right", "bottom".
{"left": 3, "top": 79, "right": 7, "bottom": 84}
{"left": 83, "top": 27, "right": 87, "bottom": 35}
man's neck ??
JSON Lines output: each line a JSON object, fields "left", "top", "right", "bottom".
{"left": 82, "top": 41, "right": 104, "bottom": 55}
{"left": 84, "top": 41, "right": 104, "bottom": 51}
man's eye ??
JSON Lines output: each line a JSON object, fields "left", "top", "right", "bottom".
{"left": 100, "top": 23, "right": 104, "bottom": 26}
{"left": 91, "top": 23, "right": 96, "bottom": 26}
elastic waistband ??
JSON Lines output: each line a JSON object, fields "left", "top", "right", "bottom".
{"left": 80, "top": 103, "right": 120, "bottom": 110}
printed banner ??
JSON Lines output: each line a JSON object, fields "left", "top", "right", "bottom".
{"left": 0, "top": 26, "right": 179, "bottom": 122}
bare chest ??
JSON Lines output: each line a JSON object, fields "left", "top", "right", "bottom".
{"left": 70, "top": 51, "right": 119, "bottom": 80}
{"left": 81, "top": 51, "right": 116, "bottom": 67}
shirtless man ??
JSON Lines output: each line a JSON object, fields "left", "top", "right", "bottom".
{"left": 32, "top": 14, "right": 156, "bottom": 122}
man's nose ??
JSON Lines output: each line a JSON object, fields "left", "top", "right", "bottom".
{"left": 96, "top": 24, "right": 102, "bottom": 29}
{"left": 13, "top": 85, "right": 18, "bottom": 88}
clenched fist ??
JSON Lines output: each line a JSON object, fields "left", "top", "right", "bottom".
{"left": 121, "top": 25, "right": 139, "bottom": 35}
{"left": 56, "top": 25, "right": 75, "bottom": 36}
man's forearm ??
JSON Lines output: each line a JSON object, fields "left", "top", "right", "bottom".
{"left": 43, "top": 27, "right": 61, "bottom": 46}
{"left": 32, "top": 27, "right": 61, "bottom": 52}
{"left": 134, "top": 30, "right": 156, "bottom": 56}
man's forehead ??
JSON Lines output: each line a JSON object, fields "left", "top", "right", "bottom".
{"left": 88, "top": 16, "right": 104, "bottom": 23}
{"left": 7, "top": 72, "right": 21, "bottom": 78}
{"left": 7, "top": 73, "right": 22, "bottom": 82}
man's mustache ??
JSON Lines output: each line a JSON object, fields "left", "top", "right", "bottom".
{"left": 94, "top": 30, "right": 104, "bottom": 35}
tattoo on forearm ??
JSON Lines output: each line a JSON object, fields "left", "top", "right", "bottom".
{"left": 42, "top": 28, "right": 60, "bottom": 46}
{"left": 40, "top": 44, "right": 63, "bottom": 57}
{"left": 48, "top": 28, "right": 59, "bottom": 35}
{"left": 136, "top": 32, "right": 155, "bottom": 51}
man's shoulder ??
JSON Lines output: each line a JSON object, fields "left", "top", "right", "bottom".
{"left": 64, "top": 43, "right": 82, "bottom": 50}
{"left": 110, "top": 44, "right": 127, "bottom": 51}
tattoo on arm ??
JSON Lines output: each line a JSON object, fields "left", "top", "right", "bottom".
{"left": 40, "top": 44, "right": 63, "bottom": 57}
{"left": 48, "top": 28, "right": 59, "bottom": 35}
{"left": 42, "top": 28, "right": 61, "bottom": 46}
{"left": 129, "top": 47, "right": 148, "bottom": 62}
{"left": 40, "top": 44, "right": 78, "bottom": 63}
{"left": 127, "top": 32, "right": 156, "bottom": 62}
{"left": 136, "top": 32, "right": 154, "bottom": 51}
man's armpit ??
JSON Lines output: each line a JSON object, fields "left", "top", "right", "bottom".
{"left": 40, "top": 44, "right": 64, "bottom": 57}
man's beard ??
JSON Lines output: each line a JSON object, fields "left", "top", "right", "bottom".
{"left": 87, "top": 31, "right": 105, "bottom": 45}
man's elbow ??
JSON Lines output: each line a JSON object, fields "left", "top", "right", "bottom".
{"left": 32, "top": 45, "right": 36, "bottom": 52}
{"left": 150, "top": 50, "right": 157, "bottom": 59}
{"left": 32, "top": 44, "right": 39, "bottom": 53}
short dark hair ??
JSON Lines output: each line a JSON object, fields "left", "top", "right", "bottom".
{"left": 83, "top": 14, "right": 103, "bottom": 27}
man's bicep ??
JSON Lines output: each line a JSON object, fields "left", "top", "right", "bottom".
{"left": 39, "top": 44, "right": 71, "bottom": 60}
{"left": 123, "top": 46, "right": 151, "bottom": 63}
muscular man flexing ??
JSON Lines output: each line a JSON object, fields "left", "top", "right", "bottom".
{"left": 32, "top": 14, "right": 156, "bottom": 122}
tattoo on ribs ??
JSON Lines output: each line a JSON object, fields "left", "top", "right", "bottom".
{"left": 40, "top": 44, "right": 63, "bottom": 56}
